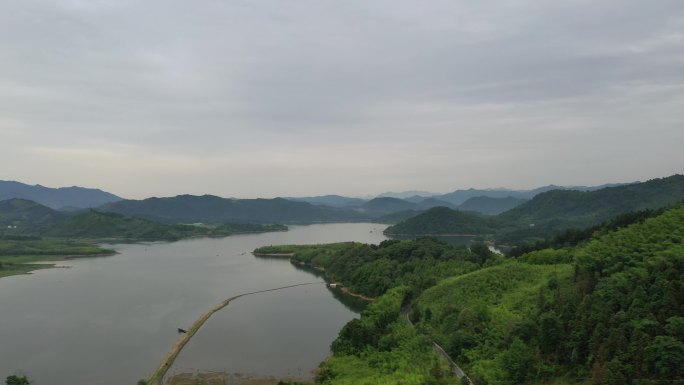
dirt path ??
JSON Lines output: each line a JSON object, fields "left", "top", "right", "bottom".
{"left": 148, "top": 282, "right": 322, "bottom": 385}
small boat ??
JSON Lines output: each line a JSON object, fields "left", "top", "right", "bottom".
{"left": 177, "top": 328, "right": 187, "bottom": 334}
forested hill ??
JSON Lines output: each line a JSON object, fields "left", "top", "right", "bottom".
{"left": 499, "top": 174, "right": 684, "bottom": 226}
{"left": 259, "top": 203, "right": 684, "bottom": 385}
{"left": 99, "top": 195, "right": 365, "bottom": 224}
{"left": 412, "top": 202, "right": 684, "bottom": 385}
{"left": 0, "top": 180, "right": 122, "bottom": 210}
{"left": 0, "top": 199, "right": 286, "bottom": 241}
{"left": 41, "top": 210, "right": 285, "bottom": 241}
{"left": 458, "top": 195, "right": 527, "bottom": 215}
{"left": 0, "top": 198, "right": 65, "bottom": 233}
{"left": 385, "top": 175, "right": 684, "bottom": 243}
{"left": 383, "top": 206, "right": 497, "bottom": 235}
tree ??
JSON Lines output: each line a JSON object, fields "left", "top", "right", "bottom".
{"left": 501, "top": 338, "right": 535, "bottom": 383}
{"left": 5, "top": 376, "right": 29, "bottom": 385}
{"left": 644, "top": 336, "right": 684, "bottom": 379}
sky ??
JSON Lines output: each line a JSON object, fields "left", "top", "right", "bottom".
{"left": 1, "top": 0, "right": 683, "bottom": 199}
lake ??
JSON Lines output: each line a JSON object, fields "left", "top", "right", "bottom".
{"left": 0, "top": 223, "right": 387, "bottom": 385}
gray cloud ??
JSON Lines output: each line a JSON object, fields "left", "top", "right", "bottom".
{"left": 0, "top": 0, "right": 682, "bottom": 198}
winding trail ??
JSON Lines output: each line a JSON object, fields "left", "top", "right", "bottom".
{"left": 147, "top": 282, "right": 322, "bottom": 385}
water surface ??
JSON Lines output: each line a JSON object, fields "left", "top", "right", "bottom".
{"left": 0, "top": 223, "right": 387, "bottom": 385}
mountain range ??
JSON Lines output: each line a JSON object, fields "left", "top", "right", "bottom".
{"left": 385, "top": 175, "right": 684, "bottom": 244}
{"left": 0, "top": 180, "right": 122, "bottom": 210}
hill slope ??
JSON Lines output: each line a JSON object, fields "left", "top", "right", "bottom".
{"left": 384, "top": 206, "right": 497, "bottom": 235}
{"left": 412, "top": 202, "right": 684, "bottom": 384}
{"left": 0, "top": 180, "right": 122, "bottom": 210}
{"left": 284, "top": 195, "right": 367, "bottom": 208}
{"left": 99, "top": 195, "right": 365, "bottom": 224}
{"left": 0, "top": 198, "right": 65, "bottom": 234}
{"left": 497, "top": 174, "right": 684, "bottom": 237}
{"left": 387, "top": 175, "right": 684, "bottom": 243}
{"left": 458, "top": 195, "right": 527, "bottom": 215}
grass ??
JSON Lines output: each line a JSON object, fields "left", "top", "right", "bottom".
{"left": 0, "top": 238, "right": 114, "bottom": 279}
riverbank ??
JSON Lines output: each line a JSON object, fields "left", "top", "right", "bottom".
{"left": 256, "top": 252, "right": 374, "bottom": 302}
{"left": 0, "top": 239, "right": 116, "bottom": 279}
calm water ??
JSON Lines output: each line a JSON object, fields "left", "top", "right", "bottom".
{"left": 0, "top": 223, "right": 387, "bottom": 385}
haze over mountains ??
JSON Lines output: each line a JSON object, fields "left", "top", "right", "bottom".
{"left": 0, "top": 181, "right": 122, "bottom": 210}
{"left": 0, "top": 177, "right": 665, "bottom": 232}
{"left": 386, "top": 175, "right": 684, "bottom": 244}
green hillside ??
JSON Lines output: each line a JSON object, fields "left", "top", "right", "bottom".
{"left": 458, "top": 196, "right": 527, "bottom": 215}
{"left": 497, "top": 174, "right": 684, "bottom": 240}
{"left": 411, "top": 202, "right": 684, "bottom": 385}
{"left": 0, "top": 237, "right": 113, "bottom": 278}
{"left": 384, "top": 206, "right": 499, "bottom": 236}
{"left": 99, "top": 195, "right": 365, "bottom": 224}
{"left": 256, "top": 202, "right": 684, "bottom": 385}
{"left": 43, "top": 210, "right": 286, "bottom": 241}
{"left": 386, "top": 175, "right": 684, "bottom": 245}
{"left": 0, "top": 198, "right": 65, "bottom": 234}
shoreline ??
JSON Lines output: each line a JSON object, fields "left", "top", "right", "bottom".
{"left": 384, "top": 232, "right": 492, "bottom": 237}
{"left": 0, "top": 251, "right": 116, "bottom": 280}
{"left": 251, "top": 252, "right": 295, "bottom": 257}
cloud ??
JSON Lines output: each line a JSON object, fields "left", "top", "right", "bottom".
{"left": 0, "top": 0, "right": 682, "bottom": 197}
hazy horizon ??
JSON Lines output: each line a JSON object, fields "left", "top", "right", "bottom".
{"left": 2, "top": 174, "right": 667, "bottom": 201}
{"left": 2, "top": 1, "right": 682, "bottom": 199}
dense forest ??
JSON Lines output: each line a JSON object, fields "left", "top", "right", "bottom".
{"left": 258, "top": 202, "right": 684, "bottom": 385}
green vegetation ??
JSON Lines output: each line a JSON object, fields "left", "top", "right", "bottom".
{"left": 0, "top": 198, "right": 65, "bottom": 234}
{"left": 410, "top": 203, "right": 684, "bottom": 385}
{"left": 0, "top": 237, "right": 113, "bottom": 278}
{"left": 99, "top": 195, "right": 365, "bottom": 224}
{"left": 386, "top": 175, "right": 684, "bottom": 245}
{"left": 412, "top": 262, "right": 573, "bottom": 384}
{"left": 42, "top": 210, "right": 287, "bottom": 241}
{"left": 458, "top": 196, "right": 527, "bottom": 216}
{"left": 255, "top": 238, "right": 493, "bottom": 298}
{"left": 384, "top": 207, "right": 498, "bottom": 236}
{"left": 319, "top": 286, "right": 458, "bottom": 385}
{"left": 256, "top": 201, "right": 684, "bottom": 385}
{"left": 5, "top": 375, "right": 30, "bottom": 385}
{"left": 0, "top": 198, "right": 287, "bottom": 280}
{"left": 0, "top": 198, "right": 287, "bottom": 241}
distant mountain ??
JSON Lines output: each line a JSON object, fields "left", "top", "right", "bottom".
{"left": 374, "top": 209, "right": 424, "bottom": 224}
{"left": 403, "top": 195, "right": 429, "bottom": 203}
{"left": 376, "top": 191, "right": 439, "bottom": 199}
{"left": 385, "top": 175, "right": 684, "bottom": 243}
{"left": 0, "top": 198, "right": 288, "bottom": 240}
{"left": 41, "top": 210, "right": 286, "bottom": 240}
{"left": 42, "top": 210, "right": 198, "bottom": 240}
{"left": 0, "top": 180, "right": 122, "bottom": 210}
{"left": 285, "top": 195, "right": 367, "bottom": 208}
{"left": 384, "top": 206, "right": 497, "bottom": 235}
{"left": 433, "top": 182, "right": 632, "bottom": 206}
{"left": 458, "top": 196, "right": 527, "bottom": 215}
{"left": 498, "top": 175, "right": 684, "bottom": 234}
{"left": 0, "top": 198, "right": 65, "bottom": 234}
{"left": 435, "top": 188, "right": 523, "bottom": 206}
{"left": 360, "top": 197, "right": 419, "bottom": 214}
{"left": 416, "top": 198, "right": 457, "bottom": 210}
{"left": 99, "top": 195, "right": 366, "bottom": 224}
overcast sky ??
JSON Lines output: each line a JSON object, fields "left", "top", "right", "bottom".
{"left": 1, "top": 0, "right": 682, "bottom": 199}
